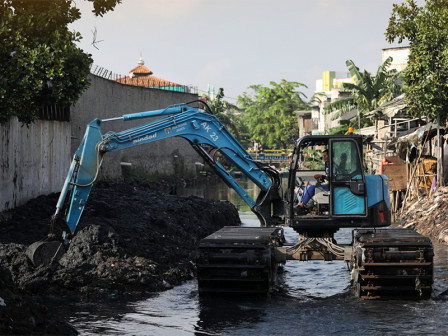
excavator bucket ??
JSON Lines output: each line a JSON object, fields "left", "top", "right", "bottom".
{"left": 26, "top": 240, "right": 67, "bottom": 268}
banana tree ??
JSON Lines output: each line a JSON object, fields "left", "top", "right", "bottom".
{"left": 324, "top": 57, "right": 404, "bottom": 131}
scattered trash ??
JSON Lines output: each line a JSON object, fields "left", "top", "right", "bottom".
{"left": 397, "top": 186, "right": 448, "bottom": 243}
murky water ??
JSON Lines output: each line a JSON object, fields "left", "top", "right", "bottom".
{"left": 70, "top": 180, "right": 448, "bottom": 335}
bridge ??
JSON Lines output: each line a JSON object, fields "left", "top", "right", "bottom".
{"left": 247, "top": 149, "right": 291, "bottom": 165}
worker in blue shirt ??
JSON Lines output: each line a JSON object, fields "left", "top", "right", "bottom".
{"left": 298, "top": 149, "right": 329, "bottom": 209}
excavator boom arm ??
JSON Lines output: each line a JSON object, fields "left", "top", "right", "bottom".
{"left": 55, "top": 104, "right": 283, "bottom": 237}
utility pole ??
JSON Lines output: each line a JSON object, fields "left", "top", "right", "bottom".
{"left": 437, "top": 115, "right": 443, "bottom": 187}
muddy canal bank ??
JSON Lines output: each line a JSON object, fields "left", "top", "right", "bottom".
{"left": 397, "top": 186, "right": 448, "bottom": 243}
{"left": 0, "top": 179, "right": 240, "bottom": 335}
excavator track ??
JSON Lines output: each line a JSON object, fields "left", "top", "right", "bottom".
{"left": 351, "top": 228, "right": 434, "bottom": 300}
{"left": 197, "top": 226, "right": 285, "bottom": 295}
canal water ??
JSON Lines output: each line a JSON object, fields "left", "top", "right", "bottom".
{"left": 70, "top": 179, "right": 448, "bottom": 335}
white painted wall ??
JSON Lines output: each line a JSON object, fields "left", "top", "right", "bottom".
{"left": 382, "top": 47, "right": 410, "bottom": 72}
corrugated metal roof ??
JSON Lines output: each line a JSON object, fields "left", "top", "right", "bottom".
{"left": 296, "top": 110, "right": 311, "bottom": 117}
{"left": 366, "top": 94, "right": 407, "bottom": 119}
{"left": 358, "top": 125, "right": 376, "bottom": 136}
{"left": 340, "top": 108, "right": 358, "bottom": 120}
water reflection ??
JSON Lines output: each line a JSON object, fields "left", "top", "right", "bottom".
{"left": 196, "top": 296, "right": 268, "bottom": 335}
{"left": 69, "top": 179, "right": 448, "bottom": 336}
{"left": 180, "top": 177, "right": 269, "bottom": 213}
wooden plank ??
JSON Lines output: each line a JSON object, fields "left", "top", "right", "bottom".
{"left": 383, "top": 163, "right": 407, "bottom": 191}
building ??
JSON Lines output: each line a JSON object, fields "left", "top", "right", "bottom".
{"left": 115, "top": 57, "right": 193, "bottom": 93}
{"left": 296, "top": 110, "right": 312, "bottom": 138}
{"left": 312, "top": 71, "right": 355, "bottom": 134}
{"left": 311, "top": 47, "right": 410, "bottom": 135}
{"left": 382, "top": 46, "right": 410, "bottom": 72}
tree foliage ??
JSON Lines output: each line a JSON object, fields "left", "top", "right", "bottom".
{"left": 206, "top": 88, "right": 238, "bottom": 134}
{"left": 237, "top": 80, "right": 308, "bottom": 150}
{"left": 323, "top": 57, "right": 403, "bottom": 122}
{"left": 0, "top": 0, "right": 121, "bottom": 124}
{"left": 385, "top": 0, "right": 448, "bottom": 123}
{"left": 204, "top": 88, "right": 251, "bottom": 147}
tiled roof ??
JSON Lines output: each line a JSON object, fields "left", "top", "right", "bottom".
{"left": 116, "top": 57, "right": 181, "bottom": 88}
{"left": 129, "top": 64, "right": 153, "bottom": 75}
{"left": 116, "top": 74, "right": 181, "bottom": 87}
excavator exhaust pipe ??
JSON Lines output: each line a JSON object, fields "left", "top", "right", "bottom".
{"left": 26, "top": 240, "right": 67, "bottom": 268}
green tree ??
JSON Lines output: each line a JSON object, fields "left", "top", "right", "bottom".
{"left": 204, "top": 88, "right": 250, "bottom": 147}
{"left": 385, "top": 0, "right": 448, "bottom": 123}
{"left": 323, "top": 57, "right": 403, "bottom": 132}
{"left": 206, "top": 89, "right": 238, "bottom": 133}
{"left": 237, "top": 79, "right": 308, "bottom": 150}
{"left": 0, "top": 0, "right": 121, "bottom": 124}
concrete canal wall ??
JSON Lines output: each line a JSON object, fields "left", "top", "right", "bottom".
{"left": 71, "top": 74, "right": 200, "bottom": 180}
{"left": 0, "top": 118, "right": 71, "bottom": 212}
{"left": 1, "top": 74, "right": 199, "bottom": 213}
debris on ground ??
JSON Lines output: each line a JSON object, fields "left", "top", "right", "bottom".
{"left": 396, "top": 186, "right": 448, "bottom": 244}
{"left": 0, "top": 179, "right": 240, "bottom": 335}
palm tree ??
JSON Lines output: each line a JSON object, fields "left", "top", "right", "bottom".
{"left": 324, "top": 57, "right": 403, "bottom": 131}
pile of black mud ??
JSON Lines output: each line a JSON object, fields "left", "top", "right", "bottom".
{"left": 0, "top": 179, "right": 240, "bottom": 335}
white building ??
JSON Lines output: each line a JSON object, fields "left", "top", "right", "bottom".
{"left": 382, "top": 46, "right": 410, "bottom": 72}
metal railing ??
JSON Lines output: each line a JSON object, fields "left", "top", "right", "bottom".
{"left": 38, "top": 104, "right": 70, "bottom": 121}
{"left": 247, "top": 149, "right": 292, "bottom": 162}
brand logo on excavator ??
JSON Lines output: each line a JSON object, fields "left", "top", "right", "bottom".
{"left": 133, "top": 133, "right": 157, "bottom": 144}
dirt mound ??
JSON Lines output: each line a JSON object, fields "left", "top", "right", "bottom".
{"left": 0, "top": 179, "right": 240, "bottom": 334}
{"left": 0, "top": 266, "right": 77, "bottom": 335}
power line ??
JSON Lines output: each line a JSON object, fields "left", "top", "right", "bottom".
{"left": 224, "top": 95, "right": 238, "bottom": 101}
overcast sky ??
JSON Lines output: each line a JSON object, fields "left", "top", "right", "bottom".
{"left": 70, "top": 0, "right": 421, "bottom": 102}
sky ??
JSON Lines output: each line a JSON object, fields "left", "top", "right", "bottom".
{"left": 70, "top": 0, "right": 421, "bottom": 102}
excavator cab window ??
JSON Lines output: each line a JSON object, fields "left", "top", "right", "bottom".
{"left": 330, "top": 140, "right": 366, "bottom": 215}
{"left": 292, "top": 141, "right": 329, "bottom": 217}
{"left": 331, "top": 141, "right": 362, "bottom": 181}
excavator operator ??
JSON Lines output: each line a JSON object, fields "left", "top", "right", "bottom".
{"left": 297, "top": 149, "right": 329, "bottom": 210}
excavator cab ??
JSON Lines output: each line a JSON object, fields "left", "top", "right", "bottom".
{"left": 286, "top": 134, "right": 390, "bottom": 236}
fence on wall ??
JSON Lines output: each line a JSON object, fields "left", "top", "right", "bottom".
{"left": 38, "top": 104, "right": 70, "bottom": 121}
{"left": 90, "top": 64, "right": 198, "bottom": 94}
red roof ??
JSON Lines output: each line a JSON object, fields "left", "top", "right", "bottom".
{"left": 115, "top": 58, "right": 181, "bottom": 87}
{"left": 116, "top": 75, "right": 181, "bottom": 87}
{"left": 129, "top": 64, "right": 153, "bottom": 75}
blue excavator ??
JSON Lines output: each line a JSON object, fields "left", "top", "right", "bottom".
{"left": 27, "top": 101, "right": 434, "bottom": 299}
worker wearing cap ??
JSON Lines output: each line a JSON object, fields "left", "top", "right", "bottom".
{"left": 298, "top": 149, "right": 329, "bottom": 209}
